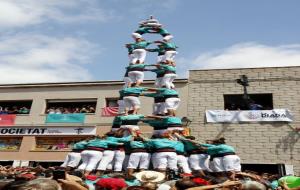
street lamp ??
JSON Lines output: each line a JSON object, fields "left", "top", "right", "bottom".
{"left": 181, "top": 117, "right": 192, "bottom": 127}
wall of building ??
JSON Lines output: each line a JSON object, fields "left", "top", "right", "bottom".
{"left": 187, "top": 66, "right": 300, "bottom": 175}
{"left": 0, "top": 80, "right": 188, "bottom": 162}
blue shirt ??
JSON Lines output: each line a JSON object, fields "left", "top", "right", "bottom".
{"left": 159, "top": 65, "right": 176, "bottom": 73}
{"left": 158, "top": 88, "right": 178, "bottom": 96}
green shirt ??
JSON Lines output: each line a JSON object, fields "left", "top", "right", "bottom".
{"left": 147, "top": 138, "right": 177, "bottom": 149}
{"left": 159, "top": 65, "right": 176, "bottom": 73}
{"left": 206, "top": 144, "right": 235, "bottom": 156}
{"left": 123, "top": 87, "right": 147, "bottom": 96}
{"left": 87, "top": 139, "right": 120, "bottom": 148}
{"left": 135, "top": 27, "right": 151, "bottom": 34}
{"left": 132, "top": 41, "right": 152, "bottom": 49}
{"left": 129, "top": 141, "right": 147, "bottom": 149}
{"left": 162, "top": 42, "right": 177, "bottom": 49}
{"left": 174, "top": 141, "right": 185, "bottom": 154}
{"left": 106, "top": 135, "right": 132, "bottom": 143}
{"left": 162, "top": 117, "right": 182, "bottom": 125}
{"left": 73, "top": 140, "right": 88, "bottom": 150}
{"left": 158, "top": 28, "right": 169, "bottom": 35}
{"left": 143, "top": 119, "right": 167, "bottom": 130}
{"left": 157, "top": 88, "right": 178, "bottom": 96}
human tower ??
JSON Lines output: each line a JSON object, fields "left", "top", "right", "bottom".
{"left": 61, "top": 17, "right": 241, "bottom": 181}
{"left": 114, "top": 16, "right": 183, "bottom": 136}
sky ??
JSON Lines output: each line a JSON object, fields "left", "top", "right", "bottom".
{"left": 1, "top": 0, "right": 300, "bottom": 84}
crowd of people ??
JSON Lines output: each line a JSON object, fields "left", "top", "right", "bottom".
{"left": 0, "top": 106, "right": 30, "bottom": 115}
{"left": 46, "top": 105, "right": 96, "bottom": 114}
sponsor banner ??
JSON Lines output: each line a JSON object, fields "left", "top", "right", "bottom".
{"left": 206, "top": 109, "right": 293, "bottom": 123}
{"left": 0, "top": 115, "right": 16, "bottom": 126}
{"left": 0, "top": 126, "right": 96, "bottom": 136}
{"left": 46, "top": 113, "right": 85, "bottom": 123}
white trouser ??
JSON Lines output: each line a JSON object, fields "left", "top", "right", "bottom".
{"left": 123, "top": 77, "right": 131, "bottom": 89}
{"left": 152, "top": 152, "right": 177, "bottom": 170}
{"left": 61, "top": 152, "right": 81, "bottom": 168}
{"left": 155, "top": 77, "right": 163, "bottom": 88}
{"left": 189, "top": 154, "right": 211, "bottom": 171}
{"left": 223, "top": 155, "right": 241, "bottom": 172}
{"left": 123, "top": 96, "right": 141, "bottom": 109}
{"left": 210, "top": 157, "right": 225, "bottom": 172}
{"left": 177, "top": 155, "right": 192, "bottom": 174}
{"left": 162, "top": 73, "right": 177, "bottom": 89}
{"left": 113, "top": 150, "right": 126, "bottom": 171}
{"left": 128, "top": 53, "right": 134, "bottom": 64}
{"left": 165, "top": 97, "right": 180, "bottom": 110}
{"left": 97, "top": 150, "right": 115, "bottom": 171}
{"left": 157, "top": 55, "right": 164, "bottom": 63}
{"left": 167, "top": 127, "right": 184, "bottom": 132}
{"left": 117, "top": 100, "right": 125, "bottom": 114}
{"left": 153, "top": 102, "right": 165, "bottom": 115}
{"left": 128, "top": 71, "right": 144, "bottom": 84}
{"left": 132, "top": 49, "right": 146, "bottom": 64}
{"left": 78, "top": 150, "right": 103, "bottom": 172}
{"left": 163, "top": 50, "right": 177, "bottom": 62}
{"left": 122, "top": 154, "right": 130, "bottom": 170}
{"left": 127, "top": 152, "right": 151, "bottom": 169}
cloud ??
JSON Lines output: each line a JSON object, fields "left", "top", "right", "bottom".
{"left": 0, "top": 34, "right": 100, "bottom": 84}
{"left": 177, "top": 42, "right": 300, "bottom": 76}
{"left": 0, "top": 0, "right": 115, "bottom": 29}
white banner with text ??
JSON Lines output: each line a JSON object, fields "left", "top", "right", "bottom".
{"left": 0, "top": 126, "right": 96, "bottom": 136}
{"left": 206, "top": 109, "right": 293, "bottom": 123}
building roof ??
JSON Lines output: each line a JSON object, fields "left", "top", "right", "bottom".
{"left": 0, "top": 78, "right": 188, "bottom": 89}
{"left": 189, "top": 65, "right": 300, "bottom": 71}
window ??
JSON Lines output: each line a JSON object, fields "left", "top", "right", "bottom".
{"left": 224, "top": 94, "right": 273, "bottom": 110}
{"left": 0, "top": 100, "right": 32, "bottom": 114}
{"left": 35, "top": 137, "right": 87, "bottom": 151}
{"left": 45, "top": 99, "right": 97, "bottom": 114}
{"left": 0, "top": 137, "right": 22, "bottom": 151}
{"left": 106, "top": 98, "right": 118, "bottom": 107}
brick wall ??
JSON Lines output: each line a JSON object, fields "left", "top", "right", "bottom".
{"left": 187, "top": 66, "right": 300, "bottom": 175}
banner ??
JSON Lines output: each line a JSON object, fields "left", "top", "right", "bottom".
{"left": 101, "top": 107, "right": 119, "bottom": 117}
{"left": 45, "top": 113, "right": 85, "bottom": 123}
{"left": 206, "top": 109, "right": 293, "bottom": 123}
{"left": 0, "top": 126, "right": 96, "bottom": 136}
{"left": 0, "top": 115, "right": 16, "bottom": 126}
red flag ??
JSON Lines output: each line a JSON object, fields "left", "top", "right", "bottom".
{"left": 101, "top": 107, "right": 119, "bottom": 117}
{"left": 0, "top": 115, "right": 16, "bottom": 126}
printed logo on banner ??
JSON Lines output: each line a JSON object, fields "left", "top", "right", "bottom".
{"left": 247, "top": 112, "right": 261, "bottom": 120}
